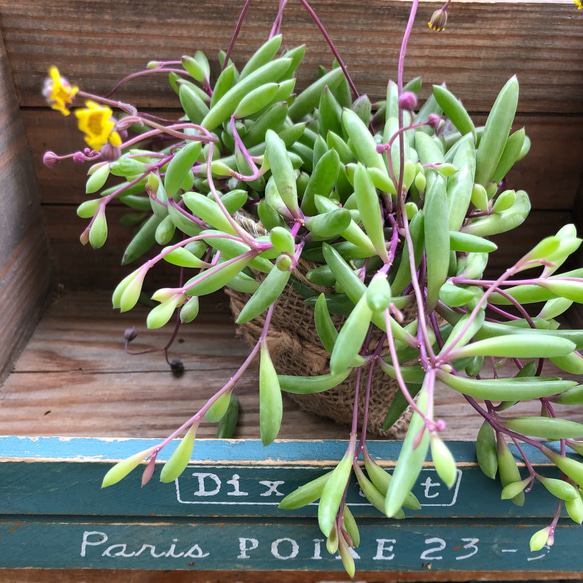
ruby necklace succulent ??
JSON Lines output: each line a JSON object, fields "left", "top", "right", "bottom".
{"left": 43, "top": 0, "right": 583, "bottom": 574}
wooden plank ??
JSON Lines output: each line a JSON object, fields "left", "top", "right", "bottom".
{"left": 0, "top": 1, "right": 581, "bottom": 114}
{"left": 0, "top": 438, "right": 568, "bottom": 519}
{"left": 1, "top": 290, "right": 581, "bottom": 441}
{"left": 24, "top": 111, "right": 583, "bottom": 211}
{"left": 0, "top": 570, "right": 578, "bottom": 583}
{"left": 0, "top": 438, "right": 582, "bottom": 575}
{"left": 0, "top": 29, "right": 53, "bottom": 381}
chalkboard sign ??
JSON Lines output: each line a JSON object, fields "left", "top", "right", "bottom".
{"left": 1, "top": 436, "right": 582, "bottom": 575}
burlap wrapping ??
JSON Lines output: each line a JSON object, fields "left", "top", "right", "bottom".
{"left": 226, "top": 228, "right": 412, "bottom": 437}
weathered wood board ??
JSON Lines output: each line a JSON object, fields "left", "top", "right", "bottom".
{"left": 2, "top": 290, "right": 581, "bottom": 442}
{"left": 0, "top": 0, "right": 581, "bottom": 288}
{"left": 1, "top": 437, "right": 582, "bottom": 576}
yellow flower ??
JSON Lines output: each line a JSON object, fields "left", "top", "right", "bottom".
{"left": 74, "top": 101, "right": 123, "bottom": 151}
{"left": 43, "top": 66, "right": 78, "bottom": 116}
{"left": 575, "top": 0, "right": 582, "bottom": 8}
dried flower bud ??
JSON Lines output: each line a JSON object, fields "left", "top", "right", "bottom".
{"left": 398, "top": 91, "right": 418, "bottom": 112}
{"left": 124, "top": 327, "right": 138, "bottom": 343}
{"left": 428, "top": 1, "right": 450, "bottom": 32}
{"left": 427, "top": 113, "right": 442, "bottom": 129}
{"left": 170, "top": 358, "right": 185, "bottom": 377}
{"left": 43, "top": 151, "right": 61, "bottom": 169}
{"left": 100, "top": 142, "right": 122, "bottom": 162}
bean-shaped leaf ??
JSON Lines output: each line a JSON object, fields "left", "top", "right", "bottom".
{"left": 202, "top": 58, "right": 292, "bottom": 130}
{"left": 236, "top": 266, "right": 291, "bottom": 324}
{"left": 424, "top": 174, "right": 449, "bottom": 310}
{"left": 160, "top": 424, "right": 198, "bottom": 483}
{"left": 436, "top": 370, "right": 577, "bottom": 400}
{"left": 353, "top": 462, "right": 389, "bottom": 515}
{"left": 315, "top": 293, "right": 338, "bottom": 354}
{"left": 433, "top": 84, "right": 476, "bottom": 140}
{"left": 497, "top": 434, "right": 524, "bottom": 506}
{"left": 301, "top": 148, "right": 341, "bottom": 215}
{"left": 238, "top": 34, "right": 282, "bottom": 80}
{"left": 330, "top": 295, "right": 372, "bottom": 375}
{"left": 164, "top": 141, "right": 202, "bottom": 198}
{"left": 278, "top": 370, "right": 352, "bottom": 394}
{"left": 102, "top": 446, "right": 156, "bottom": 488}
{"left": 450, "top": 334, "right": 575, "bottom": 359}
{"left": 537, "top": 475, "right": 579, "bottom": 501}
{"left": 430, "top": 435, "right": 457, "bottom": 489}
{"left": 462, "top": 189, "right": 530, "bottom": 238}
{"left": 185, "top": 255, "right": 253, "bottom": 296}
{"left": 385, "top": 385, "right": 430, "bottom": 517}
{"left": 502, "top": 417, "right": 583, "bottom": 440}
{"left": 278, "top": 471, "right": 332, "bottom": 510}
{"left": 265, "top": 129, "right": 300, "bottom": 216}
{"left": 341, "top": 108, "right": 386, "bottom": 173}
{"left": 259, "top": 340, "right": 283, "bottom": 446}
{"left": 216, "top": 394, "right": 240, "bottom": 439}
{"left": 363, "top": 449, "right": 421, "bottom": 509}
{"left": 476, "top": 421, "right": 498, "bottom": 479}
{"left": 318, "top": 437, "right": 356, "bottom": 536}
{"left": 475, "top": 76, "right": 519, "bottom": 186}
{"left": 205, "top": 389, "right": 233, "bottom": 423}
{"left": 543, "top": 447, "right": 583, "bottom": 488}
{"left": 353, "top": 163, "right": 389, "bottom": 261}
{"left": 288, "top": 67, "right": 344, "bottom": 122}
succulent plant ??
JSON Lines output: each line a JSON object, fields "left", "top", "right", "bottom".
{"left": 43, "top": 0, "right": 583, "bottom": 574}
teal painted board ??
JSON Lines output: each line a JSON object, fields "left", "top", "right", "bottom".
{"left": 0, "top": 436, "right": 581, "bottom": 573}
{"left": 0, "top": 519, "right": 578, "bottom": 572}
{"left": 0, "top": 437, "right": 566, "bottom": 519}
{"left": 0, "top": 461, "right": 563, "bottom": 519}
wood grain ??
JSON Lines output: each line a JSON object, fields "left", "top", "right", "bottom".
{"left": 0, "top": 0, "right": 581, "bottom": 113}
{"left": 1, "top": 289, "right": 581, "bottom": 443}
{"left": 0, "top": 30, "right": 53, "bottom": 381}
{"left": 1, "top": 569, "right": 580, "bottom": 583}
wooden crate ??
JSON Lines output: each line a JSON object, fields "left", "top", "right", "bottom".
{"left": 0, "top": 0, "right": 582, "bottom": 580}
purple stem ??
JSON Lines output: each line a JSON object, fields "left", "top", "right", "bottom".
{"left": 399, "top": 197, "right": 435, "bottom": 362}
{"left": 350, "top": 366, "right": 362, "bottom": 435}
{"left": 395, "top": 0, "right": 420, "bottom": 212}
{"left": 224, "top": 0, "right": 254, "bottom": 71}
{"left": 486, "top": 303, "right": 521, "bottom": 321}
{"left": 206, "top": 141, "right": 259, "bottom": 246}
{"left": 151, "top": 302, "right": 277, "bottom": 455}
{"left": 269, "top": 0, "right": 288, "bottom": 37}
{"left": 297, "top": 0, "right": 359, "bottom": 99}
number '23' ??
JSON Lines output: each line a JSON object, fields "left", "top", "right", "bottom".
{"left": 420, "top": 537, "right": 479, "bottom": 561}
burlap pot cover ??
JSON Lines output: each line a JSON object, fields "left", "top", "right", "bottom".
{"left": 226, "top": 259, "right": 412, "bottom": 438}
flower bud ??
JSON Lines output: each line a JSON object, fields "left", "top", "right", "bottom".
{"left": 427, "top": 113, "right": 442, "bottom": 129}
{"left": 100, "top": 142, "right": 122, "bottom": 162}
{"left": 398, "top": 91, "right": 418, "bottom": 112}
{"left": 428, "top": 4, "right": 448, "bottom": 32}
{"left": 43, "top": 151, "right": 61, "bottom": 168}
{"left": 73, "top": 151, "right": 87, "bottom": 164}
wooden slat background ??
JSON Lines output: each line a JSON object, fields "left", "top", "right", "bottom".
{"left": 1, "top": 289, "right": 581, "bottom": 441}
{"left": 0, "top": 0, "right": 580, "bottom": 289}
{"left": 0, "top": 27, "right": 52, "bottom": 382}
{"left": 1, "top": 0, "right": 581, "bottom": 113}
